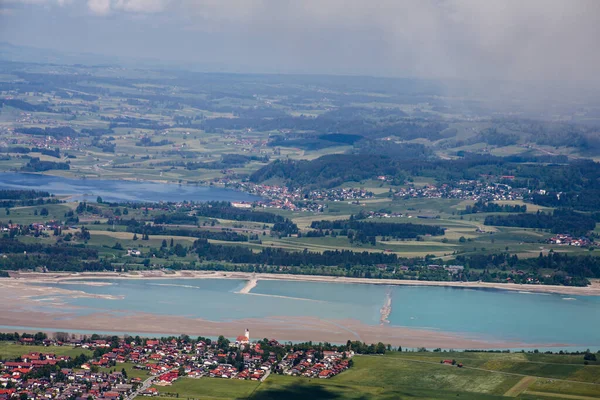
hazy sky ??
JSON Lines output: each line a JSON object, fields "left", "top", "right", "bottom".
{"left": 1, "top": 0, "right": 600, "bottom": 86}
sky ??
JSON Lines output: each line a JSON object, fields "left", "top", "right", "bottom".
{"left": 1, "top": 0, "right": 600, "bottom": 88}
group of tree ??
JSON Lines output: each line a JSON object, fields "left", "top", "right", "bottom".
{"left": 0, "top": 99, "right": 51, "bottom": 112}
{"left": 310, "top": 218, "right": 444, "bottom": 243}
{"left": 182, "top": 154, "right": 269, "bottom": 170}
{"left": 461, "top": 201, "right": 526, "bottom": 214}
{"left": 250, "top": 154, "right": 409, "bottom": 189}
{"left": 15, "top": 126, "right": 78, "bottom": 138}
{"left": 154, "top": 213, "right": 198, "bottom": 225}
{"left": 193, "top": 239, "right": 399, "bottom": 266}
{"left": 21, "top": 157, "right": 69, "bottom": 172}
{"left": 135, "top": 136, "right": 173, "bottom": 147}
{"left": 0, "top": 190, "right": 58, "bottom": 208}
{"left": 0, "top": 147, "right": 60, "bottom": 158}
{"left": 0, "top": 238, "right": 106, "bottom": 272}
{"left": 194, "top": 202, "right": 289, "bottom": 224}
{"left": 484, "top": 209, "right": 596, "bottom": 236}
{"left": 455, "top": 251, "right": 600, "bottom": 285}
{"left": 119, "top": 218, "right": 249, "bottom": 242}
{"left": 0, "top": 331, "right": 47, "bottom": 343}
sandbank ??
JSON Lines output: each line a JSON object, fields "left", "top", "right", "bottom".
{"left": 7, "top": 270, "right": 600, "bottom": 296}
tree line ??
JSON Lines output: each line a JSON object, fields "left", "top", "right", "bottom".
{"left": 484, "top": 209, "right": 596, "bottom": 236}
{"left": 21, "top": 157, "right": 70, "bottom": 172}
{"left": 194, "top": 202, "right": 288, "bottom": 224}
{"left": 123, "top": 220, "right": 249, "bottom": 242}
{"left": 193, "top": 239, "right": 399, "bottom": 266}
{"left": 461, "top": 201, "right": 526, "bottom": 214}
{"left": 310, "top": 219, "right": 445, "bottom": 242}
{"left": 0, "top": 190, "right": 58, "bottom": 208}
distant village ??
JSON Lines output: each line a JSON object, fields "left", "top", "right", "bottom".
{"left": 0, "top": 330, "right": 354, "bottom": 400}
{"left": 392, "top": 179, "right": 528, "bottom": 203}
{"left": 547, "top": 234, "right": 592, "bottom": 247}
{"left": 218, "top": 177, "right": 539, "bottom": 212}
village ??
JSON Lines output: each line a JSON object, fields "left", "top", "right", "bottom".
{"left": 547, "top": 234, "right": 593, "bottom": 247}
{"left": 392, "top": 180, "right": 529, "bottom": 203}
{"left": 0, "top": 330, "right": 354, "bottom": 400}
{"left": 217, "top": 175, "right": 539, "bottom": 213}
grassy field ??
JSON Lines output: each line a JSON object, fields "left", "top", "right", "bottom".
{"left": 153, "top": 377, "right": 260, "bottom": 400}
{"left": 99, "top": 362, "right": 150, "bottom": 380}
{"left": 0, "top": 342, "right": 92, "bottom": 360}
{"left": 4, "top": 198, "right": 599, "bottom": 265}
{"left": 148, "top": 352, "right": 600, "bottom": 399}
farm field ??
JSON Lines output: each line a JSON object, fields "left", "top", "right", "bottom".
{"left": 150, "top": 352, "right": 600, "bottom": 400}
{"left": 0, "top": 342, "right": 93, "bottom": 359}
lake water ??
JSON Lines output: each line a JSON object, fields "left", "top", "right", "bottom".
{"left": 30, "top": 278, "right": 600, "bottom": 348}
{"left": 0, "top": 173, "right": 261, "bottom": 203}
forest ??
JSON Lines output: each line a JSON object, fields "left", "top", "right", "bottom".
{"left": 122, "top": 221, "right": 250, "bottom": 242}
{"left": 193, "top": 202, "right": 297, "bottom": 227}
{"left": 21, "top": 158, "right": 70, "bottom": 172}
{"left": 0, "top": 189, "right": 51, "bottom": 200}
{"left": 0, "top": 239, "right": 107, "bottom": 272}
{"left": 309, "top": 219, "right": 445, "bottom": 241}
{"left": 460, "top": 201, "right": 526, "bottom": 214}
{"left": 193, "top": 239, "right": 400, "bottom": 266}
{"left": 484, "top": 209, "right": 596, "bottom": 236}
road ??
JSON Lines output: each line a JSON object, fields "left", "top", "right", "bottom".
{"left": 127, "top": 375, "right": 155, "bottom": 400}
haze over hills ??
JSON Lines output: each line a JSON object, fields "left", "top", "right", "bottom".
{"left": 1, "top": 2, "right": 600, "bottom": 399}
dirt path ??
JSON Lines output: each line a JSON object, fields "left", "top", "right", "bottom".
{"left": 504, "top": 376, "right": 537, "bottom": 397}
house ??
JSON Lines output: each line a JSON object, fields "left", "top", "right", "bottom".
{"left": 141, "top": 388, "right": 158, "bottom": 397}
{"left": 127, "top": 249, "right": 142, "bottom": 257}
{"left": 318, "top": 370, "right": 332, "bottom": 378}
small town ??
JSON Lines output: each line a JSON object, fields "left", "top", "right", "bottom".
{"left": 0, "top": 331, "right": 356, "bottom": 400}
{"left": 392, "top": 180, "right": 529, "bottom": 203}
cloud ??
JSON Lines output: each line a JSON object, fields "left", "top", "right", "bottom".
{"left": 81, "top": 0, "right": 170, "bottom": 15}
{"left": 87, "top": 0, "right": 110, "bottom": 15}
{"left": 113, "top": 0, "right": 169, "bottom": 13}
{"left": 3, "top": 0, "right": 600, "bottom": 91}
{"left": 174, "top": 0, "right": 600, "bottom": 86}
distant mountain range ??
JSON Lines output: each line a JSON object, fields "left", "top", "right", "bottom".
{"left": 0, "top": 42, "right": 271, "bottom": 74}
{"left": 0, "top": 41, "right": 125, "bottom": 66}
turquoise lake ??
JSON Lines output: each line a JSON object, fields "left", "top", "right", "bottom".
{"left": 0, "top": 173, "right": 261, "bottom": 203}
{"left": 29, "top": 278, "right": 600, "bottom": 348}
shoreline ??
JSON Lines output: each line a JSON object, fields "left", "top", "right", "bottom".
{"left": 0, "top": 308, "right": 564, "bottom": 350}
{"left": 0, "top": 273, "right": 596, "bottom": 349}
{"left": 8, "top": 270, "right": 600, "bottom": 296}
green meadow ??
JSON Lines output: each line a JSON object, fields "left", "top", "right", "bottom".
{"left": 0, "top": 342, "right": 93, "bottom": 360}
{"left": 149, "top": 351, "right": 600, "bottom": 400}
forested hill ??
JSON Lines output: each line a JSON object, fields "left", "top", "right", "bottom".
{"left": 251, "top": 154, "right": 600, "bottom": 206}
{"left": 249, "top": 154, "right": 409, "bottom": 189}
{"left": 484, "top": 209, "right": 597, "bottom": 236}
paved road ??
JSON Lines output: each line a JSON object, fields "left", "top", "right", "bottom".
{"left": 127, "top": 375, "right": 155, "bottom": 400}
{"left": 260, "top": 369, "right": 271, "bottom": 382}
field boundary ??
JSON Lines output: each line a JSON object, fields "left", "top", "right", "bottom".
{"left": 524, "top": 390, "right": 600, "bottom": 400}
{"left": 504, "top": 376, "right": 536, "bottom": 397}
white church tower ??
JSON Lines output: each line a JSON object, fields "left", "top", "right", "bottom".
{"left": 244, "top": 328, "right": 250, "bottom": 341}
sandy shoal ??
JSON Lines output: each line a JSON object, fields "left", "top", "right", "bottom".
{"left": 8, "top": 270, "right": 600, "bottom": 296}
{"left": 0, "top": 308, "right": 545, "bottom": 350}
{"left": 0, "top": 277, "right": 570, "bottom": 349}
